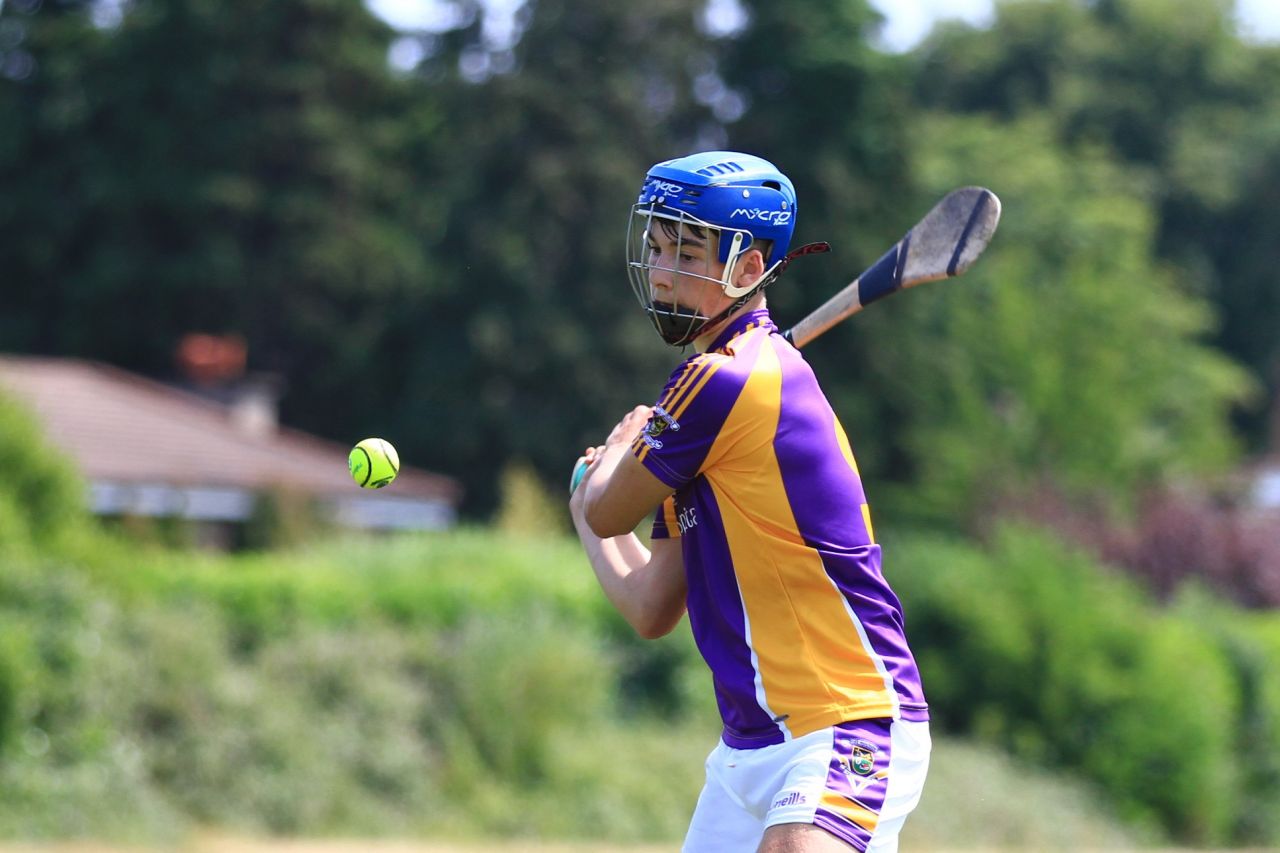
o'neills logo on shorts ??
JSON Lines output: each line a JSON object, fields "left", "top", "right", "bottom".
{"left": 771, "top": 791, "right": 806, "bottom": 811}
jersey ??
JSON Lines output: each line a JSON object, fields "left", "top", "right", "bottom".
{"left": 632, "top": 308, "right": 928, "bottom": 750}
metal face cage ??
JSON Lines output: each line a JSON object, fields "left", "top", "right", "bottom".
{"left": 625, "top": 202, "right": 752, "bottom": 347}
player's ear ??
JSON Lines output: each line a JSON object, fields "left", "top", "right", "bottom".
{"left": 735, "top": 247, "right": 767, "bottom": 288}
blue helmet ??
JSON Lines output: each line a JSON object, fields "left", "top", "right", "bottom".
{"left": 626, "top": 151, "right": 799, "bottom": 346}
{"left": 638, "top": 151, "right": 797, "bottom": 268}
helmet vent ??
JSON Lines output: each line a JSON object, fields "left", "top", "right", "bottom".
{"left": 696, "top": 161, "right": 746, "bottom": 177}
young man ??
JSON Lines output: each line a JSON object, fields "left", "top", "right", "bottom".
{"left": 568, "top": 151, "right": 930, "bottom": 853}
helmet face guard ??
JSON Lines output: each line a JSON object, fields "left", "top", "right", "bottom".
{"left": 626, "top": 204, "right": 758, "bottom": 347}
{"left": 625, "top": 152, "right": 798, "bottom": 347}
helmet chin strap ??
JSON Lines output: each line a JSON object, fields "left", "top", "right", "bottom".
{"left": 646, "top": 240, "right": 831, "bottom": 348}
{"left": 708, "top": 241, "right": 833, "bottom": 339}
{"left": 697, "top": 282, "right": 766, "bottom": 341}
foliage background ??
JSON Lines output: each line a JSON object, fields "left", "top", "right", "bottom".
{"left": 2, "top": 0, "right": 1280, "bottom": 847}
{"left": 3, "top": 0, "right": 1276, "bottom": 518}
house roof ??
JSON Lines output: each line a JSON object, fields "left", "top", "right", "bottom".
{"left": 0, "top": 355, "right": 461, "bottom": 508}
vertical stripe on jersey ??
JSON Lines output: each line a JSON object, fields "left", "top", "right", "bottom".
{"left": 770, "top": 337, "right": 899, "bottom": 718}
{"left": 740, "top": 579, "right": 791, "bottom": 741}
{"left": 705, "top": 337, "right": 895, "bottom": 736}
{"left": 683, "top": 475, "right": 783, "bottom": 742}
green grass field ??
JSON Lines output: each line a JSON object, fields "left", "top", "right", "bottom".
{"left": 0, "top": 839, "right": 1266, "bottom": 852}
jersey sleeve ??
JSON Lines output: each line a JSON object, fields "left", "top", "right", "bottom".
{"left": 649, "top": 496, "right": 681, "bottom": 540}
{"left": 631, "top": 353, "right": 748, "bottom": 489}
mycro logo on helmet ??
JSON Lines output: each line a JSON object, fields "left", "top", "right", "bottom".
{"left": 731, "top": 208, "right": 792, "bottom": 225}
{"left": 646, "top": 180, "right": 685, "bottom": 197}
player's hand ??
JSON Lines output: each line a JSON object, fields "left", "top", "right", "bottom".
{"left": 570, "top": 405, "right": 651, "bottom": 517}
{"left": 604, "top": 405, "right": 653, "bottom": 448}
{"left": 568, "top": 444, "right": 605, "bottom": 513}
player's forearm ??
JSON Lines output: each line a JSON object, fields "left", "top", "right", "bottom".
{"left": 581, "top": 438, "right": 628, "bottom": 524}
{"left": 570, "top": 509, "right": 661, "bottom": 634}
{"left": 583, "top": 436, "right": 668, "bottom": 538}
{"left": 570, "top": 405, "right": 684, "bottom": 636}
{"left": 575, "top": 529, "right": 686, "bottom": 639}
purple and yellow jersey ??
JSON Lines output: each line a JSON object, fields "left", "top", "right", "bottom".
{"left": 636, "top": 308, "right": 928, "bottom": 749}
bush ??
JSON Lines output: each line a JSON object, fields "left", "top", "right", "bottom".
{"left": 429, "top": 608, "right": 614, "bottom": 785}
{"left": 0, "top": 558, "right": 186, "bottom": 842}
{"left": 1201, "top": 600, "right": 1280, "bottom": 844}
{"left": 0, "top": 638, "right": 16, "bottom": 758}
{"left": 494, "top": 460, "right": 568, "bottom": 536}
{"left": 241, "top": 489, "right": 327, "bottom": 551}
{"left": 889, "top": 523, "right": 1242, "bottom": 844}
{"left": 0, "top": 391, "right": 92, "bottom": 552}
{"left": 0, "top": 559, "right": 104, "bottom": 765}
{"left": 2, "top": 523, "right": 1275, "bottom": 846}
{"left": 93, "top": 606, "right": 443, "bottom": 835}
{"left": 0, "top": 531, "right": 710, "bottom": 841}
{"left": 991, "top": 480, "right": 1280, "bottom": 607}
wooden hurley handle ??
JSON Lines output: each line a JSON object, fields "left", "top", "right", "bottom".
{"left": 784, "top": 187, "right": 1001, "bottom": 349}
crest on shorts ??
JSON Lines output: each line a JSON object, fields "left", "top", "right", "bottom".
{"left": 844, "top": 739, "right": 880, "bottom": 777}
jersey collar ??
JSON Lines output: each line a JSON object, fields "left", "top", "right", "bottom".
{"left": 707, "top": 308, "right": 775, "bottom": 353}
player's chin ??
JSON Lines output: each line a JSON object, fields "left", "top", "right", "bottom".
{"left": 648, "top": 307, "right": 705, "bottom": 346}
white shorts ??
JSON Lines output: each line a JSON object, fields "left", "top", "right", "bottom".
{"left": 682, "top": 718, "right": 930, "bottom": 852}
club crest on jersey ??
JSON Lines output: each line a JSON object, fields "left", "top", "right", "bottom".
{"left": 644, "top": 406, "right": 681, "bottom": 442}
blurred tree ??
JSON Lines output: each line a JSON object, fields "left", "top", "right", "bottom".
{"left": 865, "top": 113, "right": 1254, "bottom": 526}
{"left": 911, "top": 0, "right": 1280, "bottom": 449}
{"left": 0, "top": 1, "right": 106, "bottom": 356}
{"left": 0, "top": 0, "right": 432, "bottom": 445}
{"left": 712, "top": 0, "right": 924, "bottom": 484}
{"left": 387, "top": 0, "right": 727, "bottom": 513}
{"left": 720, "top": 0, "right": 911, "bottom": 262}
{"left": 1, "top": 0, "right": 1266, "bottom": 522}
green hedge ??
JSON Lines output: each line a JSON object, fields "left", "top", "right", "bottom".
{"left": 1207, "top": 604, "right": 1280, "bottom": 843}
{"left": 0, "top": 534, "right": 709, "bottom": 842}
{"left": 887, "top": 523, "right": 1273, "bottom": 845}
{"left": 0, "top": 392, "right": 92, "bottom": 553}
{"left": 0, "top": 517, "right": 1277, "bottom": 845}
